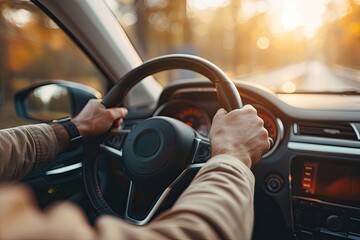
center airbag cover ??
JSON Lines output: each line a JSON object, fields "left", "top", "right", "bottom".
{"left": 123, "top": 117, "right": 194, "bottom": 178}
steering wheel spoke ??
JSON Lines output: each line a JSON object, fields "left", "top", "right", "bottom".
{"left": 100, "top": 130, "right": 130, "bottom": 157}
{"left": 124, "top": 163, "right": 206, "bottom": 225}
{"left": 125, "top": 181, "right": 169, "bottom": 225}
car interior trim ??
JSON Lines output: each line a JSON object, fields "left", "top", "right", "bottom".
{"left": 350, "top": 123, "right": 360, "bottom": 140}
{"left": 45, "top": 162, "right": 83, "bottom": 175}
{"left": 288, "top": 142, "right": 360, "bottom": 156}
{"left": 100, "top": 144, "right": 123, "bottom": 157}
{"left": 292, "top": 196, "right": 360, "bottom": 211}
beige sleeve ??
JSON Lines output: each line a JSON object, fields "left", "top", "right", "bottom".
{"left": 0, "top": 154, "right": 255, "bottom": 240}
{"left": 95, "top": 154, "right": 255, "bottom": 240}
{"left": 0, "top": 124, "right": 58, "bottom": 181}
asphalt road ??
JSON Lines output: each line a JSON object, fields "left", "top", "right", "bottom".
{"left": 238, "top": 61, "right": 360, "bottom": 93}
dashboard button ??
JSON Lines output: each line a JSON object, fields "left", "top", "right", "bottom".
{"left": 265, "top": 174, "right": 284, "bottom": 193}
{"left": 326, "top": 215, "right": 344, "bottom": 232}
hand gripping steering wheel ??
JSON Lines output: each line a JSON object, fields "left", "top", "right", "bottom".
{"left": 83, "top": 54, "right": 243, "bottom": 225}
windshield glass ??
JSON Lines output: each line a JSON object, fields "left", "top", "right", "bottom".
{"left": 105, "top": 0, "right": 360, "bottom": 94}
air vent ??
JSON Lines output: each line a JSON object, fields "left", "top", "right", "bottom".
{"left": 294, "top": 122, "right": 360, "bottom": 141}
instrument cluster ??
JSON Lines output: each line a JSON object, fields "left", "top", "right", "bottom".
{"left": 154, "top": 100, "right": 283, "bottom": 157}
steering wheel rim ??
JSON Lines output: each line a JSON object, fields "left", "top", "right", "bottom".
{"left": 102, "top": 54, "right": 242, "bottom": 112}
{"left": 83, "top": 54, "right": 243, "bottom": 223}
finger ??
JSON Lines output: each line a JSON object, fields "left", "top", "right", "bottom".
{"left": 112, "top": 118, "right": 124, "bottom": 130}
{"left": 261, "top": 128, "right": 271, "bottom": 155}
{"left": 213, "top": 108, "right": 227, "bottom": 120}
{"left": 108, "top": 107, "right": 128, "bottom": 120}
{"left": 226, "top": 105, "right": 256, "bottom": 119}
{"left": 118, "top": 107, "right": 128, "bottom": 117}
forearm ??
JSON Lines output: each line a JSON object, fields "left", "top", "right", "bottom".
{"left": 0, "top": 124, "right": 59, "bottom": 181}
{"left": 153, "top": 154, "right": 254, "bottom": 239}
{"left": 95, "top": 154, "right": 255, "bottom": 240}
{"left": 0, "top": 154, "right": 255, "bottom": 240}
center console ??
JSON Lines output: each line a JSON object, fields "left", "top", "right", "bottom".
{"left": 291, "top": 157, "right": 360, "bottom": 240}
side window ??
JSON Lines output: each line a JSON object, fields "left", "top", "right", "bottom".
{"left": 0, "top": 0, "right": 107, "bottom": 128}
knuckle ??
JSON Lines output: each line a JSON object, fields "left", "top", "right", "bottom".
{"left": 106, "top": 110, "right": 116, "bottom": 119}
{"left": 262, "top": 129, "right": 269, "bottom": 138}
{"left": 242, "top": 105, "right": 257, "bottom": 113}
{"left": 120, "top": 108, "right": 128, "bottom": 117}
{"left": 257, "top": 116, "right": 264, "bottom": 126}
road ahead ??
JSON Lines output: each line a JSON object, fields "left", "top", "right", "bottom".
{"left": 237, "top": 61, "right": 360, "bottom": 93}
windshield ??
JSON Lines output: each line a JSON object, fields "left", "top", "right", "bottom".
{"left": 105, "top": 0, "right": 360, "bottom": 94}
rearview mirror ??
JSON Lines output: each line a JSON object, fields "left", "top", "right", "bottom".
{"left": 15, "top": 81, "right": 102, "bottom": 122}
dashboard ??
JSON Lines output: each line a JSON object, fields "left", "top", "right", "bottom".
{"left": 153, "top": 98, "right": 283, "bottom": 158}
{"left": 149, "top": 79, "right": 360, "bottom": 240}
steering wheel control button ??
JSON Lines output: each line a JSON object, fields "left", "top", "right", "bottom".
{"left": 265, "top": 174, "right": 284, "bottom": 193}
{"left": 135, "top": 131, "right": 161, "bottom": 157}
{"left": 326, "top": 215, "right": 343, "bottom": 232}
{"left": 194, "top": 140, "right": 211, "bottom": 163}
{"left": 105, "top": 131, "right": 128, "bottom": 150}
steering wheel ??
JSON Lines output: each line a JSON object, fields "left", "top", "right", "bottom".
{"left": 83, "top": 54, "right": 243, "bottom": 225}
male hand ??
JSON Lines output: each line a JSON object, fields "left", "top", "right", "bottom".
{"left": 71, "top": 99, "right": 128, "bottom": 137}
{"left": 209, "top": 105, "right": 270, "bottom": 168}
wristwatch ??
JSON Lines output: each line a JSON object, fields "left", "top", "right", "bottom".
{"left": 52, "top": 116, "right": 82, "bottom": 149}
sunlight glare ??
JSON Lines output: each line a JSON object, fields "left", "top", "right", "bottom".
{"left": 267, "top": 0, "right": 347, "bottom": 39}
{"left": 257, "top": 36, "right": 270, "bottom": 50}
{"left": 104, "top": 0, "right": 120, "bottom": 10}
{"left": 280, "top": 10, "right": 301, "bottom": 31}
{"left": 256, "top": 1, "right": 268, "bottom": 13}
{"left": 2, "top": 8, "right": 32, "bottom": 27}
{"left": 281, "top": 82, "right": 297, "bottom": 93}
{"left": 187, "top": 0, "right": 231, "bottom": 11}
{"left": 121, "top": 12, "right": 137, "bottom": 26}
{"left": 145, "top": 0, "right": 169, "bottom": 8}
{"left": 238, "top": 0, "right": 256, "bottom": 22}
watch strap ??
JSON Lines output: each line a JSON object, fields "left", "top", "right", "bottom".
{"left": 52, "top": 117, "right": 82, "bottom": 149}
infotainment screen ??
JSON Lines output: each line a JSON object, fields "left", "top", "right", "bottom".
{"left": 291, "top": 157, "right": 360, "bottom": 207}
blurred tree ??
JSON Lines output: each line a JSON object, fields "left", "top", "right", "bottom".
{"left": 0, "top": 0, "right": 105, "bottom": 128}
{"left": 0, "top": 1, "right": 10, "bottom": 104}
